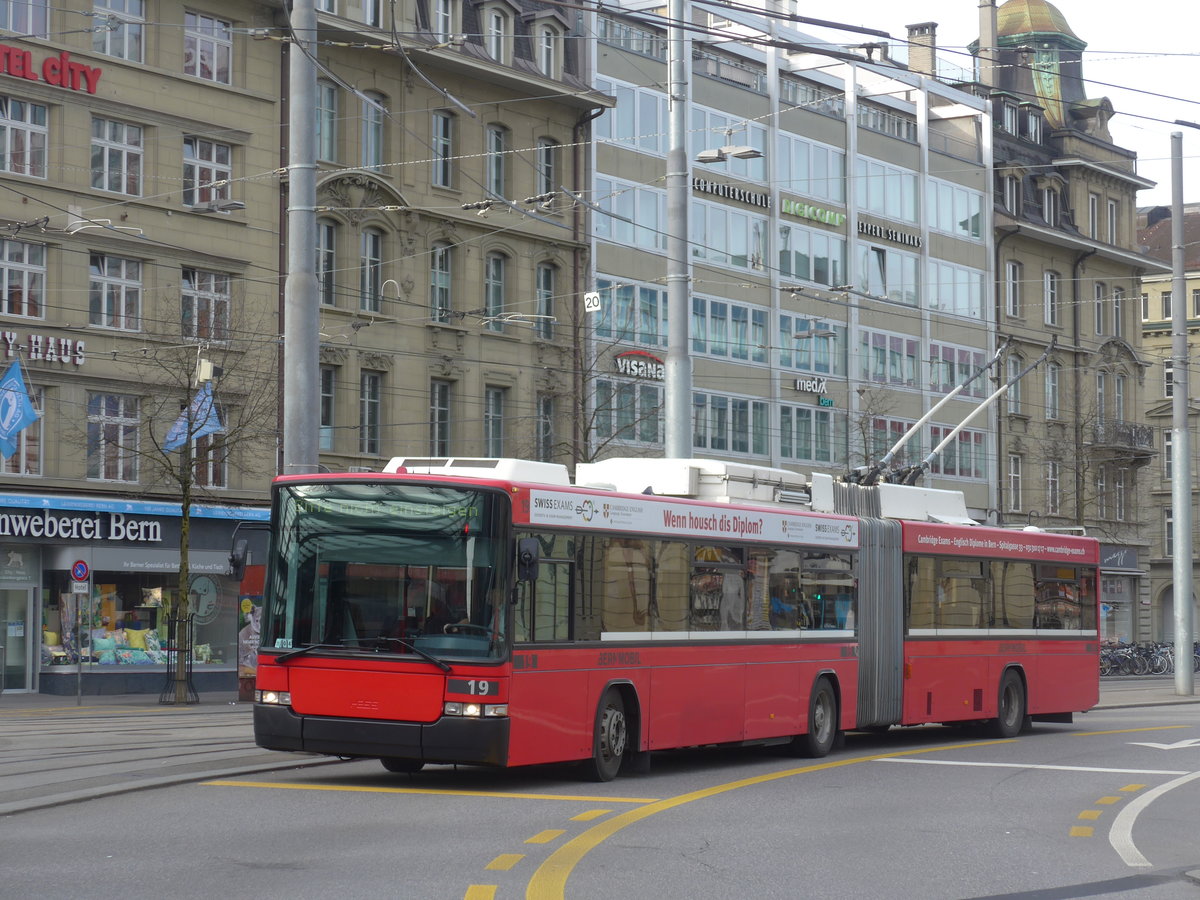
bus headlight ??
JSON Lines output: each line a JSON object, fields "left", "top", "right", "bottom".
{"left": 255, "top": 690, "right": 292, "bottom": 706}
{"left": 444, "top": 702, "right": 508, "bottom": 718}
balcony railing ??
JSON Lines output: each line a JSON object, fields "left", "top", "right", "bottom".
{"left": 1092, "top": 419, "right": 1155, "bottom": 452}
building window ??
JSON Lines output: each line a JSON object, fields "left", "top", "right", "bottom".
{"left": 1088, "top": 193, "right": 1099, "bottom": 240}
{"left": 184, "top": 12, "right": 232, "bottom": 84}
{"left": 1044, "top": 270, "right": 1060, "bottom": 326}
{"left": 1107, "top": 199, "right": 1118, "bottom": 243}
{"left": 1096, "top": 466, "right": 1108, "bottom": 519}
{"left": 181, "top": 269, "right": 231, "bottom": 341}
{"left": 1096, "top": 371, "right": 1107, "bottom": 421}
{"left": 693, "top": 393, "right": 768, "bottom": 456}
{"left": 1002, "top": 174, "right": 1020, "bottom": 213}
{"left": 359, "top": 371, "right": 381, "bottom": 455}
{"left": 1026, "top": 110, "right": 1042, "bottom": 143}
{"left": 1115, "top": 373, "right": 1126, "bottom": 420}
{"left": 486, "top": 125, "right": 507, "bottom": 196}
{"left": 361, "top": 92, "right": 385, "bottom": 171}
{"left": 183, "top": 136, "right": 232, "bottom": 208}
{"left": 484, "top": 386, "right": 505, "bottom": 456}
{"left": 432, "top": 0, "right": 454, "bottom": 39}
{"left": 1165, "top": 360, "right": 1173, "bottom": 398}
{"left": 484, "top": 252, "right": 505, "bottom": 332}
{"left": 536, "top": 25, "right": 558, "bottom": 77}
{"left": 536, "top": 138, "right": 557, "bottom": 197}
{"left": 430, "top": 380, "right": 451, "bottom": 455}
{"left": 1162, "top": 291, "right": 1172, "bottom": 320}
{"left": 91, "top": 117, "right": 142, "bottom": 195}
{"left": 1, "top": 383, "right": 41, "bottom": 475}
{"left": 1003, "top": 103, "right": 1018, "bottom": 134}
{"left": 1004, "top": 260, "right": 1021, "bottom": 317}
{"left": 0, "top": 238, "right": 44, "bottom": 317}
{"left": 780, "top": 405, "right": 838, "bottom": 463}
{"left": 1115, "top": 468, "right": 1127, "bottom": 521}
{"left": 1, "top": 1, "right": 47, "bottom": 37}
{"left": 362, "top": 0, "right": 381, "bottom": 26}
{"left": 192, "top": 431, "right": 227, "bottom": 488}
{"left": 1165, "top": 507, "right": 1174, "bottom": 557}
{"left": 536, "top": 393, "right": 554, "bottom": 461}
{"left": 1046, "top": 460, "right": 1060, "bottom": 515}
{"left": 1008, "top": 455, "right": 1022, "bottom": 512}
{"left": 596, "top": 379, "right": 662, "bottom": 444}
{"left": 430, "top": 241, "right": 452, "bottom": 322}
{"left": 1194, "top": 288, "right": 1200, "bottom": 317}
{"left": 535, "top": 263, "right": 554, "bottom": 340}
{"left": 1045, "top": 362, "right": 1060, "bottom": 419}
{"left": 1141, "top": 292, "right": 1149, "bottom": 321}
{"left": 432, "top": 111, "right": 453, "bottom": 188}
{"left": 359, "top": 228, "right": 383, "bottom": 313}
{"left": 1094, "top": 283, "right": 1106, "bottom": 334}
{"left": 1113, "top": 287, "right": 1124, "bottom": 338}
{"left": 317, "top": 219, "right": 337, "bottom": 307}
{"left": 1164, "top": 430, "right": 1173, "bottom": 480}
{"left": 317, "top": 0, "right": 335, "bottom": 10}
{"left": 1006, "top": 355, "right": 1022, "bottom": 414}
{"left": 1041, "top": 186, "right": 1058, "bottom": 226}
{"left": 928, "top": 425, "right": 987, "bottom": 479}
{"left": 0, "top": 95, "right": 46, "bottom": 177}
{"left": 320, "top": 366, "right": 335, "bottom": 451}
{"left": 94, "top": 0, "right": 143, "bottom": 60}
{"left": 86, "top": 393, "right": 139, "bottom": 482}
{"left": 89, "top": 254, "right": 141, "bottom": 331}
{"left": 317, "top": 81, "right": 338, "bottom": 161}
{"left": 484, "top": 9, "right": 507, "bottom": 62}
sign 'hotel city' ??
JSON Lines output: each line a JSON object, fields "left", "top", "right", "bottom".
{"left": 0, "top": 44, "right": 103, "bottom": 93}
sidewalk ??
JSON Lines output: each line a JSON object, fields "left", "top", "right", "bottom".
{"left": 0, "top": 677, "right": 1196, "bottom": 817}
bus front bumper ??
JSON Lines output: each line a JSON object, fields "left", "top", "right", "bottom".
{"left": 253, "top": 704, "right": 510, "bottom": 766}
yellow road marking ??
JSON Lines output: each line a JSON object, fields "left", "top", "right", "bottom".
{"left": 1070, "top": 826, "right": 1094, "bottom": 837}
{"left": 526, "top": 830, "right": 565, "bottom": 844}
{"left": 1095, "top": 796, "right": 1121, "bottom": 805}
{"left": 1072, "top": 725, "right": 1191, "bottom": 737}
{"left": 1078, "top": 810, "right": 1102, "bottom": 820}
{"left": 486, "top": 854, "right": 525, "bottom": 871}
{"left": 570, "top": 810, "right": 611, "bottom": 822}
{"left": 464, "top": 886, "right": 497, "bottom": 900}
{"left": 203, "top": 780, "right": 657, "bottom": 803}
{"left": 524, "top": 739, "right": 1014, "bottom": 899}
{"left": 1120, "top": 784, "right": 1146, "bottom": 792}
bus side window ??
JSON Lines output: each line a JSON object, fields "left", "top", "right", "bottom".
{"left": 601, "top": 538, "right": 652, "bottom": 633}
{"left": 654, "top": 542, "right": 690, "bottom": 632}
{"left": 907, "top": 557, "right": 936, "bottom": 629}
{"left": 993, "top": 561, "right": 1034, "bottom": 628}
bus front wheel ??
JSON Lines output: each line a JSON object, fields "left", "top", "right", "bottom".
{"left": 989, "top": 670, "right": 1027, "bottom": 739}
{"left": 583, "top": 691, "right": 628, "bottom": 782}
{"left": 380, "top": 757, "right": 425, "bottom": 774}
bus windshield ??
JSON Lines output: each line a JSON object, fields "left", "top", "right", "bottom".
{"left": 262, "top": 482, "right": 510, "bottom": 661}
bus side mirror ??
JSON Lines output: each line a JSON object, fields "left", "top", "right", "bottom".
{"left": 229, "top": 539, "right": 249, "bottom": 582}
{"left": 517, "top": 538, "right": 540, "bottom": 584}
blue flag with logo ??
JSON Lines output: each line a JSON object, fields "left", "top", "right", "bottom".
{"left": 0, "top": 361, "right": 39, "bottom": 460}
{"left": 163, "top": 381, "right": 223, "bottom": 452}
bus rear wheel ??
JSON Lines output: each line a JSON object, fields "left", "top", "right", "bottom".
{"left": 583, "top": 691, "right": 628, "bottom": 782}
{"left": 789, "top": 677, "right": 838, "bottom": 758}
{"left": 989, "top": 670, "right": 1027, "bottom": 739}
{"left": 380, "top": 757, "right": 425, "bottom": 774}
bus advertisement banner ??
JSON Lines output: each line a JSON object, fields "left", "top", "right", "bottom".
{"left": 522, "top": 489, "right": 859, "bottom": 548}
{"left": 902, "top": 522, "right": 1099, "bottom": 565}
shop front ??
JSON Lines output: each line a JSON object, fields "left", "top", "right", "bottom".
{"left": 1099, "top": 544, "right": 1143, "bottom": 644}
{"left": 0, "top": 493, "right": 266, "bottom": 695}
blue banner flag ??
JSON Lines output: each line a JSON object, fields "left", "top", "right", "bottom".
{"left": 163, "top": 382, "right": 223, "bottom": 452}
{"left": 0, "top": 361, "right": 39, "bottom": 460}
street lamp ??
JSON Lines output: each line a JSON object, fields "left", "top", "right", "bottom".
{"left": 195, "top": 199, "right": 246, "bottom": 213}
{"left": 695, "top": 145, "right": 763, "bottom": 164}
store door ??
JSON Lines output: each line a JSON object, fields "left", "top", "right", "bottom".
{"left": 1, "top": 588, "right": 32, "bottom": 692}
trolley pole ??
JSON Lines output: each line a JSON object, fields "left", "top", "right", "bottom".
{"left": 663, "top": 0, "right": 692, "bottom": 458}
{"left": 1169, "top": 131, "right": 1194, "bottom": 696}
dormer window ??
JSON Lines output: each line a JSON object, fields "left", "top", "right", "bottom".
{"left": 432, "top": 0, "right": 458, "bottom": 40}
{"left": 1026, "top": 111, "right": 1042, "bottom": 143}
{"left": 485, "top": 8, "right": 509, "bottom": 62}
{"left": 1041, "top": 185, "right": 1058, "bottom": 225}
{"left": 1003, "top": 102, "right": 1019, "bottom": 134}
{"left": 536, "top": 23, "right": 559, "bottom": 77}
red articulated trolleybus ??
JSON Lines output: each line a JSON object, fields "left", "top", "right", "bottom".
{"left": 249, "top": 456, "right": 1100, "bottom": 781}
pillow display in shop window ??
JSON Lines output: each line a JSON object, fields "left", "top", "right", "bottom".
{"left": 125, "top": 628, "right": 149, "bottom": 649}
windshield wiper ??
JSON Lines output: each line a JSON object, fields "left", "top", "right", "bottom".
{"left": 273, "top": 642, "right": 345, "bottom": 664}
{"left": 372, "top": 637, "right": 453, "bottom": 672}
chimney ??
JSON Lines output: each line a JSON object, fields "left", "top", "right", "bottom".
{"left": 906, "top": 22, "right": 937, "bottom": 77}
{"left": 978, "top": 0, "right": 998, "bottom": 88}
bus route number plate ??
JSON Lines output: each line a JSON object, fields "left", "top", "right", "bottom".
{"left": 448, "top": 678, "right": 500, "bottom": 696}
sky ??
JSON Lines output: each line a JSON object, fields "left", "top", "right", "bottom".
{"left": 797, "top": 0, "right": 1200, "bottom": 208}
